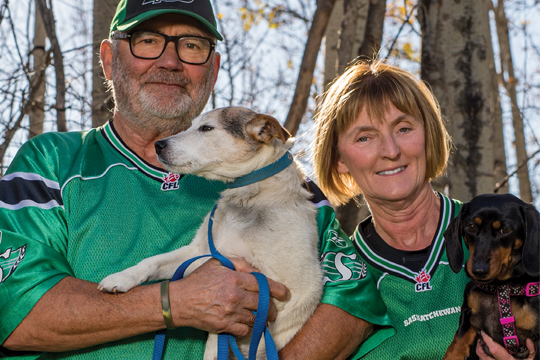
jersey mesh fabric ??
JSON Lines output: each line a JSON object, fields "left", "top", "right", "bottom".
{"left": 350, "top": 196, "right": 471, "bottom": 360}
{"left": 363, "top": 259, "right": 469, "bottom": 359}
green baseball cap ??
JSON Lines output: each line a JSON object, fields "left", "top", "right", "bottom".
{"left": 110, "top": 0, "right": 223, "bottom": 40}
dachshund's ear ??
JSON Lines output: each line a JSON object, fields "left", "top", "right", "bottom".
{"left": 445, "top": 205, "right": 465, "bottom": 274}
{"left": 522, "top": 204, "right": 540, "bottom": 277}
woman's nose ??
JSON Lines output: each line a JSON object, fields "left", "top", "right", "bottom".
{"left": 380, "top": 134, "right": 401, "bottom": 159}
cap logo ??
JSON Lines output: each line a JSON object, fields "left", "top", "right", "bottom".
{"left": 142, "top": 0, "right": 194, "bottom": 5}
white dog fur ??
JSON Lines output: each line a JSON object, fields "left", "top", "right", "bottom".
{"left": 98, "top": 107, "right": 323, "bottom": 359}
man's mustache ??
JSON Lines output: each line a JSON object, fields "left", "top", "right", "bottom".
{"left": 144, "top": 72, "right": 191, "bottom": 87}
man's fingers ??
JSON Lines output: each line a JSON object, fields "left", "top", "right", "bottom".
{"left": 230, "top": 257, "right": 259, "bottom": 273}
{"left": 267, "top": 277, "right": 290, "bottom": 302}
{"left": 228, "top": 258, "right": 290, "bottom": 302}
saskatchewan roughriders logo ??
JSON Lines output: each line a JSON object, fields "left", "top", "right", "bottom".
{"left": 0, "top": 231, "right": 27, "bottom": 284}
{"left": 320, "top": 251, "right": 367, "bottom": 285}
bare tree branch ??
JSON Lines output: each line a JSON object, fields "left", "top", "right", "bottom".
{"left": 494, "top": 148, "right": 540, "bottom": 194}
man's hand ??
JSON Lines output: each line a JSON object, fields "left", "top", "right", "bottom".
{"left": 477, "top": 331, "right": 536, "bottom": 360}
{"left": 169, "top": 258, "right": 290, "bottom": 337}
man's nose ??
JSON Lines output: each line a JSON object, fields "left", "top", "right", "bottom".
{"left": 155, "top": 42, "right": 183, "bottom": 70}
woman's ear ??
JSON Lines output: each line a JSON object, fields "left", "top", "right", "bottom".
{"left": 336, "top": 156, "right": 350, "bottom": 174}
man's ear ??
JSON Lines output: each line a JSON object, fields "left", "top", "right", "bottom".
{"left": 246, "top": 114, "right": 291, "bottom": 144}
{"left": 101, "top": 39, "right": 114, "bottom": 81}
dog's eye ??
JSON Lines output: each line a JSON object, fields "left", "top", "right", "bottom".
{"left": 500, "top": 226, "right": 512, "bottom": 235}
{"left": 464, "top": 224, "right": 476, "bottom": 233}
{"left": 198, "top": 125, "right": 214, "bottom": 132}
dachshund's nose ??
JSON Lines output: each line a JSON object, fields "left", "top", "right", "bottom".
{"left": 155, "top": 140, "right": 167, "bottom": 155}
{"left": 472, "top": 262, "right": 490, "bottom": 278}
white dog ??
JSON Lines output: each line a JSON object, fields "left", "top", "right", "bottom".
{"left": 98, "top": 107, "right": 323, "bottom": 359}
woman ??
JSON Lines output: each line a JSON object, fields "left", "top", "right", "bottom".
{"left": 312, "top": 61, "right": 536, "bottom": 360}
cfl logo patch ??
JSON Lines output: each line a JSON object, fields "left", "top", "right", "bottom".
{"left": 161, "top": 173, "right": 181, "bottom": 191}
{"left": 414, "top": 270, "right": 433, "bottom": 292}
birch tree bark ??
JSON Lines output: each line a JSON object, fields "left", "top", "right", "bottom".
{"left": 92, "top": 0, "right": 117, "bottom": 128}
{"left": 35, "top": 0, "right": 66, "bottom": 132}
{"left": 493, "top": 0, "right": 532, "bottom": 202}
{"left": 419, "top": 0, "right": 498, "bottom": 201}
{"left": 29, "top": 0, "right": 46, "bottom": 138}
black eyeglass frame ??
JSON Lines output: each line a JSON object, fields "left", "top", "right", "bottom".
{"left": 111, "top": 30, "right": 216, "bottom": 65}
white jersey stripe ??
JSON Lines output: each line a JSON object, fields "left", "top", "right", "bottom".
{"left": 311, "top": 199, "right": 332, "bottom": 208}
{"left": 0, "top": 199, "right": 64, "bottom": 211}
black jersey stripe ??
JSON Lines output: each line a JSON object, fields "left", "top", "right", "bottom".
{"left": 0, "top": 173, "right": 63, "bottom": 209}
{"left": 303, "top": 178, "right": 332, "bottom": 207}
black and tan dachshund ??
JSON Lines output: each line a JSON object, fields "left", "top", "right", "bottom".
{"left": 443, "top": 193, "right": 539, "bottom": 360}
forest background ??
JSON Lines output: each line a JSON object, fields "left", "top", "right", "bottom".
{"left": 1, "top": 0, "right": 539, "bottom": 233}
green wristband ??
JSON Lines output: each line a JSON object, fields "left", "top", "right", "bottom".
{"left": 160, "top": 280, "right": 175, "bottom": 329}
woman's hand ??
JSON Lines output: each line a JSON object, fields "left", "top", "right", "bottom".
{"left": 476, "top": 331, "right": 536, "bottom": 360}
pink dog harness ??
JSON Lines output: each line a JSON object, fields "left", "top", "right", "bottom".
{"left": 475, "top": 281, "right": 539, "bottom": 355}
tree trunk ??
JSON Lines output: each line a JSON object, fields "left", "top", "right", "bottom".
{"left": 284, "top": 0, "right": 336, "bottom": 136}
{"left": 28, "top": 0, "right": 46, "bottom": 139}
{"left": 419, "top": 0, "right": 497, "bottom": 202}
{"left": 357, "top": 0, "right": 386, "bottom": 60}
{"left": 92, "top": 0, "right": 117, "bottom": 128}
{"left": 36, "top": 0, "right": 66, "bottom": 132}
{"left": 491, "top": 54, "right": 508, "bottom": 194}
{"left": 493, "top": 0, "right": 532, "bottom": 202}
{"left": 323, "top": 0, "right": 343, "bottom": 90}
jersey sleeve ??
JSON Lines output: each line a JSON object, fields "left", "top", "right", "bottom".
{"left": 0, "top": 135, "right": 75, "bottom": 346}
{"left": 305, "top": 180, "right": 392, "bottom": 327}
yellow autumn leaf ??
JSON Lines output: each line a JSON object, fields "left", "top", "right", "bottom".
{"left": 403, "top": 42, "right": 414, "bottom": 58}
{"left": 217, "top": 13, "right": 223, "bottom": 19}
{"left": 287, "top": 60, "right": 292, "bottom": 69}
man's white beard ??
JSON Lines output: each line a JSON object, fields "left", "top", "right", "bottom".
{"left": 110, "top": 50, "right": 214, "bottom": 136}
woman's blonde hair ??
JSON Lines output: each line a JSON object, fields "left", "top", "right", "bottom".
{"left": 313, "top": 61, "right": 451, "bottom": 206}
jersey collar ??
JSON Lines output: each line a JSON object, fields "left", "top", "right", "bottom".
{"left": 101, "top": 121, "right": 179, "bottom": 185}
{"left": 353, "top": 193, "right": 456, "bottom": 282}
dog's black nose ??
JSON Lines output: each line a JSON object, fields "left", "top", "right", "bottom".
{"left": 472, "top": 262, "right": 490, "bottom": 278}
{"left": 155, "top": 140, "right": 167, "bottom": 155}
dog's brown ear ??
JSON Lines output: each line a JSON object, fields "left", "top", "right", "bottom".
{"left": 246, "top": 114, "right": 291, "bottom": 144}
{"left": 522, "top": 204, "right": 540, "bottom": 277}
{"left": 445, "top": 205, "right": 466, "bottom": 274}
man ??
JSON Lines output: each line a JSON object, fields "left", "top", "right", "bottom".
{"left": 0, "top": 1, "right": 385, "bottom": 359}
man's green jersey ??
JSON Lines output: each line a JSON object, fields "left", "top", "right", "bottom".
{"left": 350, "top": 194, "right": 470, "bottom": 359}
{"left": 0, "top": 121, "right": 390, "bottom": 359}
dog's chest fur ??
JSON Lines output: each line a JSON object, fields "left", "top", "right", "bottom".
{"left": 210, "top": 186, "right": 319, "bottom": 286}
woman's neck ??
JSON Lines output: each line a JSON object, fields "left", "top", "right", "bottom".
{"left": 367, "top": 184, "right": 441, "bottom": 251}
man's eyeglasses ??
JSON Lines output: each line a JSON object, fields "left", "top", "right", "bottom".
{"left": 111, "top": 30, "right": 216, "bottom": 65}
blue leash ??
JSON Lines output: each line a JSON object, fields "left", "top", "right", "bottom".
{"left": 152, "top": 205, "right": 279, "bottom": 360}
